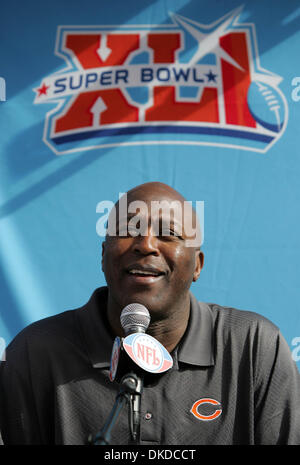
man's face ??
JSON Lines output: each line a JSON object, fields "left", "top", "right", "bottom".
{"left": 101, "top": 185, "right": 204, "bottom": 319}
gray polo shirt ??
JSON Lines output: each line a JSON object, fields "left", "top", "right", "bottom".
{"left": 0, "top": 287, "right": 299, "bottom": 444}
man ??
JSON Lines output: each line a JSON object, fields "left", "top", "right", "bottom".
{"left": 0, "top": 182, "right": 300, "bottom": 444}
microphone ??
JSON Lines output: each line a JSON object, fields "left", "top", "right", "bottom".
{"left": 119, "top": 304, "right": 150, "bottom": 442}
{"left": 90, "top": 304, "right": 150, "bottom": 445}
{"left": 108, "top": 304, "right": 173, "bottom": 443}
{"left": 120, "top": 303, "right": 151, "bottom": 335}
{"left": 92, "top": 303, "right": 174, "bottom": 445}
{"left": 110, "top": 303, "right": 173, "bottom": 382}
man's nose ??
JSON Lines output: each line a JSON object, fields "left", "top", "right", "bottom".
{"left": 132, "top": 229, "right": 159, "bottom": 255}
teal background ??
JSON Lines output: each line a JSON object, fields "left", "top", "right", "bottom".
{"left": 0, "top": 0, "right": 299, "bottom": 370}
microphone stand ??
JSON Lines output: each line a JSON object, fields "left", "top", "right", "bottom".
{"left": 90, "top": 372, "right": 143, "bottom": 445}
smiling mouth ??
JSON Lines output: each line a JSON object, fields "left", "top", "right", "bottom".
{"left": 128, "top": 269, "right": 163, "bottom": 276}
{"left": 126, "top": 267, "right": 166, "bottom": 282}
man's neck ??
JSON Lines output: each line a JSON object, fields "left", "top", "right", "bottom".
{"left": 106, "top": 293, "right": 191, "bottom": 354}
{"left": 146, "top": 315, "right": 189, "bottom": 354}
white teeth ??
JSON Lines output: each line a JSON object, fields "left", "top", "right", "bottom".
{"left": 129, "top": 269, "right": 159, "bottom": 276}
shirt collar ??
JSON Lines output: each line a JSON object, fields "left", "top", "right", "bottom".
{"left": 75, "top": 287, "right": 113, "bottom": 369}
{"left": 177, "top": 292, "right": 215, "bottom": 367}
{"left": 75, "top": 287, "right": 215, "bottom": 369}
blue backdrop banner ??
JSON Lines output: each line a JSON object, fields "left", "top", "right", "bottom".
{"left": 0, "top": 0, "right": 300, "bottom": 370}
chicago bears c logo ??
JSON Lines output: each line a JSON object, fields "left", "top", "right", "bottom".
{"left": 190, "top": 398, "right": 222, "bottom": 421}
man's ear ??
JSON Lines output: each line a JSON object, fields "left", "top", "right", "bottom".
{"left": 193, "top": 249, "right": 204, "bottom": 282}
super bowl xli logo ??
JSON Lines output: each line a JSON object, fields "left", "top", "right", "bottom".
{"left": 33, "top": 7, "right": 288, "bottom": 155}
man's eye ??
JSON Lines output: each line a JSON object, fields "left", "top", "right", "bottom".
{"left": 127, "top": 225, "right": 140, "bottom": 236}
{"left": 117, "top": 227, "right": 127, "bottom": 234}
{"left": 115, "top": 225, "right": 131, "bottom": 236}
{"left": 163, "top": 229, "right": 176, "bottom": 236}
{"left": 160, "top": 228, "right": 183, "bottom": 239}
{"left": 116, "top": 224, "right": 141, "bottom": 237}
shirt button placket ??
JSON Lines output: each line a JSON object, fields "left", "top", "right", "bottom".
{"left": 140, "top": 389, "right": 160, "bottom": 444}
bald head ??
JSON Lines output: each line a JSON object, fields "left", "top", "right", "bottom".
{"left": 126, "top": 182, "right": 187, "bottom": 204}
{"left": 107, "top": 182, "right": 202, "bottom": 248}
